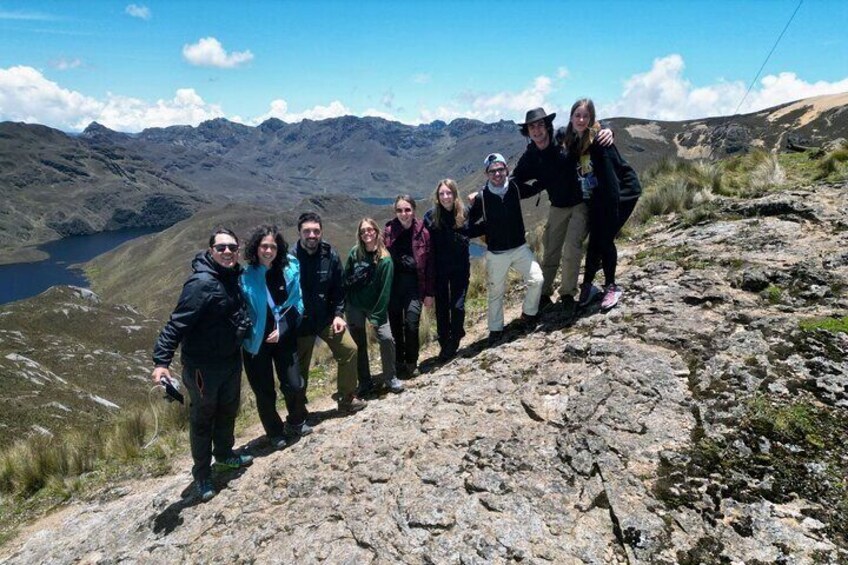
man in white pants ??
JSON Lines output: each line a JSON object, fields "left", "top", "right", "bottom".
{"left": 467, "top": 153, "right": 544, "bottom": 346}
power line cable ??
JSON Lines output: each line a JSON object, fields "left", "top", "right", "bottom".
{"left": 734, "top": 0, "right": 803, "bottom": 115}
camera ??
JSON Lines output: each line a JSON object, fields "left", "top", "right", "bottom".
{"left": 161, "top": 376, "right": 185, "bottom": 404}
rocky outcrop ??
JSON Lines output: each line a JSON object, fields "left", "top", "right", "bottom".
{"left": 2, "top": 183, "right": 847, "bottom": 563}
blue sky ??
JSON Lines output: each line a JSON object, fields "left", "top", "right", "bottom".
{"left": 1, "top": 0, "right": 846, "bottom": 132}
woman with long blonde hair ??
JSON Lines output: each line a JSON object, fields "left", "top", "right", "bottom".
{"left": 562, "top": 98, "right": 641, "bottom": 311}
{"left": 344, "top": 218, "right": 403, "bottom": 394}
{"left": 423, "top": 179, "right": 471, "bottom": 361}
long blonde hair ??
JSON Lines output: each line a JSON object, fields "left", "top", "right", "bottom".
{"left": 355, "top": 218, "right": 390, "bottom": 263}
{"left": 431, "top": 179, "right": 466, "bottom": 228}
{"left": 563, "top": 98, "right": 600, "bottom": 157}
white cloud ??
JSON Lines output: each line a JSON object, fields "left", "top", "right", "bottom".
{"left": 49, "top": 57, "right": 82, "bottom": 71}
{"left": 602, "top": 54, "right": 848, "bottom": 121}
{"left": 0, "top": 66, "right": 223, "bottom": 132}
{"left": 0, "top": 66, "right": 101, "bottom": 130}
{"left": 412, "top": 73, "right": 431, "bottom": 84}
{"left": 0, "top": 9, "right": 55, "bottom": 20}
{"left": 124, "top": 4, "right": 151, "bottom": 20}
{"left": 182, "top": 37, "right": 253, "bottom": 69}
{"left": 557, "top": 67, "right": 570, "bottom": 79}
{"left": 96, "top": 89, "right": 225, "bottom": 131}
{"left": 251, "top": 99, "right": 352, "bottom": 124}
{"left": 418, "top": 75, "right": 556, "bottom": 123}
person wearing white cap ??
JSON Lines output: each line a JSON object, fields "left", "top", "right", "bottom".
{"left": 467, "top": 153, "right": 544, "bottom": 346}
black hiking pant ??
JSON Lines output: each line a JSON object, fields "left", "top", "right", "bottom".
{"left": 584, "top": 198, "right": 638, "bottom": 287}
{"left": 434, "top": 266, "right": 468, "bottom": 353}
{"left": 242, "top": 335, "right": 307, "bottom": 438}
{"left": 389, "top": 272, "right": 422, "bottom": 369}
{"left": 182, "top": 357, "right": 242, "bottom": 482}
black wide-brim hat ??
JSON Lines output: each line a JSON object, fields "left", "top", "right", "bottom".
{"left": 518, "top": 107, "right": 556, "bottom": 126}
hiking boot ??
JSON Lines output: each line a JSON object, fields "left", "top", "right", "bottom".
{"left": 268, "top": 436, "right": 288, "bottom": 450}
{"left": 538, "top": 294, "right": 554, "bottom": 312}
{"left": 519, "top": 312, "right": 540, "bottom": 331}
{"left": 578, "top": 283, "right": 601, "bottom": 307}
{"left": 214, "top": 453, "right": 254, "bottom": 471}
{"left": 601, "top": 284, "right": 622, "bottom": 311}
{"left": 195, "top": 479, "right": 216, "bottom": 502}
{"left": 487, "top": 331, "right": 504, "bottom": 347}
{"left": 395, "top": 363, "right": 409, "bottom": 380}
{"left": 406, "top": 363, "right": 420, "bottom": 378}
{"left": 338, "top": 394, "right": 367, "bottom": 414}
{"left": 559, "top": 295, "right": 577, "bottom": 319}
{"left": 386, "top": 377, "right": 405, "bottom": 394}
{"left": 285, "top": 422, "right": 313, "bottom": 439}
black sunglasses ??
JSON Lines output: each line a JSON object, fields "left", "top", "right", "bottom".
{"left": 213, "top": 243, "right": 239, "bottom": 253}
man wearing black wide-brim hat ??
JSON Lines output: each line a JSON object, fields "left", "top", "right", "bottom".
{"left": 512, "top": 106, "right": 613, "bottom": 319}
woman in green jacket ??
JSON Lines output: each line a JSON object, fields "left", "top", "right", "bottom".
{"left": 345, "top": 218, "right": 404, "bottom": 395}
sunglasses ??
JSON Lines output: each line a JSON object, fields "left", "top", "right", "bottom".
{"left": 212, "top": 243, "right": 239, "bottom": 253}
{"left": 487, "top": 167, "right": 507, "bottom": 175}
{"left": 359, "top": 227, "right": 376, "bottom": 235}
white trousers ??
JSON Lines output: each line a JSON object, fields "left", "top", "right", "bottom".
{"left": 485, "top": 244, "right": 544, "bottom": 331}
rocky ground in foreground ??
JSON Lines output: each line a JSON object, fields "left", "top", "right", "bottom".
{"left": 2, "top": 183, "right": 846, "bottom": 564}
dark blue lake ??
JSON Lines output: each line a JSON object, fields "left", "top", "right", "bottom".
{"left": 0, "top": 227, "right": 161, "bottom": 305}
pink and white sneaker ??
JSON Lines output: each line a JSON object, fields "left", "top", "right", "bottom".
{"left": 600, "top": 284, "right": 622, "bottom": 311}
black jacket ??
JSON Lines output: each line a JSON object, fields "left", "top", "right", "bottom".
{"left": 295, "top": 240, "right": 345, "bottom": 336}
{"left": 153, "top": 252, "right": 248, "bottom": 368}
{"left": 467, "top": 180, "right": 535, "bottom": 252}
{"left": 422, "top": 207, "right": 470, "bottom": 274}
{"left": 512, "top": 140, "right": 583, "bottom": 208}
{"left": 564, "top": 143, "right": 631, "bottom": 230}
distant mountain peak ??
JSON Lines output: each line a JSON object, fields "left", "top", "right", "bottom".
{"left": 80, "top": 121, "right": 126, "bottom": 140}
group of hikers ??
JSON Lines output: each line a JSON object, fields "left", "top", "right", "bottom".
{"left": 150, "top": 99, "right": 642, "bottom": 502}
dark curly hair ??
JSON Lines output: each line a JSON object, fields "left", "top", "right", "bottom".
{"left": 244, "top": 225, "right": 289, "bottom": 269}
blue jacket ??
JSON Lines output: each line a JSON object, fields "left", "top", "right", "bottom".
{"left": 240, "top": 255, "right": 304, "bottom": 355}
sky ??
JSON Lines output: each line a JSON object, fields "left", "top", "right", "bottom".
{"left": 1, "top": 0, "right": 847, "bottom": 132}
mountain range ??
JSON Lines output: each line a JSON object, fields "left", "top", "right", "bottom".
{"left": 2, "top": 92, "right": 846, "bottom": 264}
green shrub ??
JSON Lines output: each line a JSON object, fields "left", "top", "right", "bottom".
{"left": 799, "top": 316, "right": 848, "bottom": 334}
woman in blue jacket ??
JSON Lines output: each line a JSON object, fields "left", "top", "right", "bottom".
{"left": 240, "top": 225, "right": 309, "bottom": 449}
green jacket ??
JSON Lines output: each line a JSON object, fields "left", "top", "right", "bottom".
{"left": 344, "top": 247, "right": 393, "bottom": 326}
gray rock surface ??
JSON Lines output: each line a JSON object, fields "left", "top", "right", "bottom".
{"left": 2, "top": 184, "right": 847, "bottom": 563}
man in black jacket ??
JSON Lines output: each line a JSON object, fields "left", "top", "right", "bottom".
{"left": 467, "top": 153, "right": 544, "bottom": 346}
{"left": 512, "top": 107, "right": 613, "bottom": 316}
{"left": 294, "top": 212, "right": 367, "bottom": 413}
{"left": 151, "top": 228, "right": 253, "bottom": 502}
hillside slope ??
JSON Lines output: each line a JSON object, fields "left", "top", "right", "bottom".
{"left": 0, "top": 122, "right": 206, "bottom": 264}
{"left": 3, "top": 181, "right": 846, "bottom": 563}
{"left": 0, "top": 286, "right": 162, "bottom": 447}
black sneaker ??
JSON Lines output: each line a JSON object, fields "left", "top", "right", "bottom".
{"left": 268, "top": 435, "right": 287, "bottom": 450}
{"left": 487, "top": 331, "right": 504, "bottom": 347}
{"left": 386, "top": 377, "right": 405, "bottom": 393}
{"left": 213, "top": 453, "right": 254, "bottom": 471}
{"left": 195, "top": 478, "right": 216, "bottom": 502}
{"left": 285, "top": 422, "right": 313, "bottom": 439}
{"left": 519, "top": 312, "right": 540, "bottom": 331}
{"left": 538, "top": 294, "right": 554, "bottom": 312}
